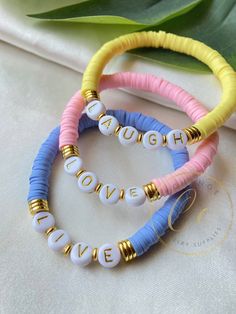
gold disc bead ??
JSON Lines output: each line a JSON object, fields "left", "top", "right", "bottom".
{"left": 63, "top": 243, "right": 73, "bottom": 256}
{"left": 143, "top": 182, "right": 161, "bottom": 202}
{"left": 137, "top": 133, "right": 143, "bottom": 144}
{"left": 119, "top": 189, "right": 125, "bottom": 200}
{"left": 114, "top": 125, "right": 122, "bottom": 136}
{"left": 95, "top": 183, "right": 103, "bottom": 194}
{"left": 92, "top": 248, "right": 98, "bottom": 261}
{"left": 61, "top": 145, "right": 80, "bottom": 160}
{"left": 84, "top": 90, "right": 99, "bottom": 103}
{"left": 162, "top": 135, "right": 167, "bottom": 146}
{"left": 118, "top": 240, "right": 137, "bottom": 262}
{"left": 28, "top": 199, "right": 49, "bottom": 216}
{"left": 184, "top": 126, "right": 202, "bottom": 144}
{"left": 75, "top": 169, "right": 86, "bottom": 178}
{"left": 45, "top": 226, "right": 57, "bottom": 236}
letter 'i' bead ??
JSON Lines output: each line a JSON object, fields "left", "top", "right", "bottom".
{"left": 118, "top": 126, "right": 139, "bottom": 146}
{"left": 77, "top": 171, "right": 98, "bottom": 193}
{"left": 64, "top": 156, "right": 83, "bottom": 175}
{"left": 125, "top": 187, "right": 146, "bottom": 206}
{"left": 166, "top": 129, "right": 188, "bottom": 150}
{"left": 70, "top": 242, "right": 93, "bottom": 266}
{"left": 48, "top": 229, "right": 71, "bottom": 252}
{"left": 86, "top": 100, "right": 106, "bottom": 120}
{"left": 99, "top": 184, "right": 120, "bottom": 205}
{"left": 98, "top": 244, "right": 121, "bottom": 268}
{"left": 32, "top": 212, "right": 55, "bottom": 233}
{"left": 98, "top": 115, "right": 119, "bottom": 136}
{"left": 143, "top": 130, "right": 163, "bottom": 150}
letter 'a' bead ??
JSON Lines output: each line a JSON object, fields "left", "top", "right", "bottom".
{"left": 86, "top": 100, "right": 106, "bottom": 120}
{"left": 70, "top": 242, "right": 93, "bottom": 266}
{"left": 64, "top": 156, "right": 83, "bottom": 175}
{"left": 143, "top": 131, "right": 163, "bottom": 150}
{"left": 48, "top": 229, "right": 71, "bottom": 252}
{"left": 118, "top": 126, "right": 138, "bottom": 146}
{"left": 98, "top": 244, "right": 121, "bottom": 268}
{"left": 78, "top": 171, "right": 98, "bottom": 193}
{"left": 125, "top": 187, "right": 146, "bottom": 206}
{"left": 166, "top": 129, "right": 188, "bottom": 150}
{"left": 99, "top": 184, "right": 120, "bottom": 205}
{"left": 98, "top": 115, "right": 119, "bottom": 136}
{"left": 32, "top": 212, "right": 55, "bottom": 233}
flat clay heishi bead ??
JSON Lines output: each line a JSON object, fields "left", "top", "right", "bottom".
{"left": 118, "top": 126, "right": 138, "bottom": 146}
{"left": 78, "top": 171, "right": 98, "bottom": 193}
{"left": 86, "top": 100, "right": 106, "bottom": 120}
{"left": 64, "top": 156, "right": 83, "bottom": 175}
{"left": 125, "top": 187, "right": 146, "bottom": 207}
{"left": 98, "top": 244, "right": 121, "bottom": 268}
{"left": 143, "top": 131, "right": 163, "bottom": 150}
{"left": 99, "top": 115, "right": 119, "bottom": 136}
{"left": 99, "top": 184, "right": 120, "bottom": 205}
{"left": 48, "top": 229, "right": 71, "bottom": 252}
{"left": 166, "top": 129, "right": 188, "bottom": 150}
{"left": 32, "top": 212, "right": 55, "bottom": 233}
{"left": 70, "top": 242, "right": 93, "bottom": 266}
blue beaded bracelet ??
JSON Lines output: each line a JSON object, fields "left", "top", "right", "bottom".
{"left": 28, "top": 110, "right": 190, "bottom": 268}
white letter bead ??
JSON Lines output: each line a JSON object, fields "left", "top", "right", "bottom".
{"left": 125, "top": 187, "right": 146, "bottom": 207}
{"left": 166, "top": 129, "right": 188, "bottom": 150}
{"left": 99, "top": 184, "right": 120, "bottom": 205}
{"left": 48, "top": 229, "right": 71, "bottom": 252}
{"left": 78, "top": 171, "right": 98, "bottom": 193}
{"left": 98, "top": 115, "right": 119, "bottom": 136}
{"left": 86, "top": 100, "right": 106, "bottom": 120}
{"left": 70, "top": 242, "right": 93, "bottom": 266}
{"left": 118, "top": 126, "right": 138, "bottom": 146}
{"left": 32, "top": 212, "right": 55, "bottom": 233}
{"left": 143, "top": 131, "right": 163, "bottom": 150}
{"left": 64, "top": 156, "right": 83, "bottom": 176}
{"left": 98, "top": 244, "right": 121, "bottom": 268}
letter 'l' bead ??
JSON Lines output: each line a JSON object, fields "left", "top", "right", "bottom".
{"left": 32, "top": 212, "right": 55, "bottom": 233}
{"left": 125, "top": 187, "right": 146, "bottom": 206}
{"left": 118, "top": 126, "right": 138, "bottom": 146}
{"left": 166, "top": 129, "right": 188, "bottom": 150}
{"left": 48, "top": 229, "right": 71, "bottom": 252}
{"left": 143, "top": 130, "right": 163, "bottom": 150}
{"left": 98, "top": 115, "right": 119, "bottom": 136}
{"left": 98, "top": 244, "right": 121, "bottom": 268}
{"left": 99, "top": 184, "right": 120, "bottom": 205}
{"left": 70, "top": 242, "right": 93, "bottom": 266}
{"left": 78, "top": 171, "right": 98, "bottom": 193}
{"left": 64, "top": 156, "right": 83, "bottom": 176}
{"left": 86, "top": 100, "right": 106, "bottom": 120}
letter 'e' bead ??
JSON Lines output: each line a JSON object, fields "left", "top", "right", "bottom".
{"left": 98, "top": 243, "right": 121, "bottom": 268}
{"left": 125, "top": 187, "right": 146, "bottom": 206}
{"left": 64, "top": 156, "right": 83, "bottom": 175}
{"left": 70, "top": 242, "right": 93, "bottom": 266}
{"left": 118, "top": 126, "right": 138, "bottom": 146}
{"left": 98, "top": 115, "right": 119, "bottom": 136}
{"left": 143, "top": 131, "right": 163, "bottom": 150}
{"left": 166, "top": 129, "right": 188, "bottom": 150}
{"left": 48, "top": 229, "right": 71, "bottom": 252}
{"left": 86, "top": 100, "right": 106, "bottom": 120}
{"left": 32, "top": 212, "right": 55, "bottom": 233}
{"left": 99, "top": 183, "right": 120, "bottom": 205}
{"left": 78, "top": 171, "right": 98, "bottom": 193}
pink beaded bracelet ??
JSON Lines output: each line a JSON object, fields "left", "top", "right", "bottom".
{"left": 60, "top": 72, "right": 218, "bottom": 200}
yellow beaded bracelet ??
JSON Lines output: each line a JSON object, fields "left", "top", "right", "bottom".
{"left": 81, "top": 31, "right": 236, "bottom": 143}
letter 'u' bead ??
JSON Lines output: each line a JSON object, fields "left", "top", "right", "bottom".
{"left": 166, "top": 129, "right": 188, "bottom": 150}
{"left": 118, "top": 126, "right": 139, "bottom": 146}
{"left": 86, "top": 100, "right": 106, "bottom": 120}
{"left": 48, "top": 229, "right": 71, "bottom": 252}
{"left": 70, "top": 242, "right": 93, "bottom": 266}
{"left": 32, "top": 212, "right": 55, "bottom": 233}
{"left": 125, "top": 187, "right": 146, "bottom": 206}
{"left": 143, "top": 130, "right": 163, "bottom": 150}
{"left": 77, "top": 171, "right": 98, "bottom": 193}
{"left": 98, "top": 244, "right": 121, "bottom": 268}
{"left": 99, "top": 184, "right": 120, "bottom": 205}
{"left": 64, "top": 156, "right": 83, "bottom": 176}
{"left": 98, "top": 115, "right": 119, "bottom": 136}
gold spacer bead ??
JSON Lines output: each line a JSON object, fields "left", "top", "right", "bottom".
{"left": 143, "top": 182, "right": 161, "bottom": 202}
{"left": 162, "top": 135, "right": 167, "bottom": 146}
{"left": 114, "top": 125, "right": 122, "bottom": 136}
{"left": 119, "top": 189, "right": 125, "bottom": 200}
{"left": 84, "top": 90, "right": 99, "bottom": 103}
{"left": 92, "top": 248, "right": 98, "bottom": 261}
{"left": 184, "top": 126, "right": 202, "bottom": 144}
{"left": 28, "top": 199, "right": 49, "bottom": 216}
{"left": 75, "top": 169, "right": 86, "bottom": 178}
{"left": 137, "top": 133, "right": 143, "bottom": 144}
{"left": 98, "top": 113, "right": 106, "bottom": 120}
{"left": 63, "top": 243, "right": 73, "bottom": 256}
{"left": 118, "top": 240, "right": 137, "bottom": 262}
{"left": 95, "top": 183, "right": 103, "bottom": 194}
{"left": 45, "top": 226, "right": 57, "bottom": 236}
{"left": 61, "top": 145, "right": 80, "bottom": 160}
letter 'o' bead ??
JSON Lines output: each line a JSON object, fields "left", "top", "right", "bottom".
{"left": 70, "top": 242, "right": 93, "bottom": 266}
{"left": 98, "top": 115, "right": 119, "bottom": 136}
{"left": 99, "top": 184, "right": 120, "bottom": 205}
{"left": 118, "top": 126, "right": 138, "bottom": 146}
{"left": 143, "top": 131, "right": 163, "bottom": 150}
{"left": 48, "top": 229, "right": 71, "bottom": 252}
{"left": 64, "top": 156, "right": 83, "bottom": 175}
{"left": 166, "top": 129, "right": 188, "bottom": 150}
{"left": 98, "top": 243, "right": 121, "bottom": 268}
{"left": 125, "top": 187, "right": 146, "bottom": 206}
{"left": 78, "top": 171, "right": 98, "bottom": 193}
{"left": 86, "top": 100, "right": 106, "bottom": 120}
{"left": 32, "top": 212, "right": 55, "bottom": 233}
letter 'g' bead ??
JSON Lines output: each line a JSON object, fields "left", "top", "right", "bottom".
{"left": 166, "top": 129, "right": 188, "bottom": 150}
{"left": 48, "top": 229, "right": 71, "bottom": 252}
{"left": 86, "top": 100, "right": 106, "bottom": 120}
{"left": 118, "top": 126, "right": 138, "bottom": 146}
{"left": 78, "top": 171, "right": 98, "bottom": 193}
{"left": 32, "top": 212, "right": 55, "bottom": 233}
{"left": 99, "top": 184, "right": 120, "bottom": 205}
{"left": 98, "top": 244, "right": 121, "bottom": 268}
{"left": 70, "top": 242, "right": 93, "bottom": 266}
{"left": 143, "top": 131, "right": 163, "bottom": 150}
{"left": 64, "top": 156, "right": 83, "bottom": 175}
{"left": 98, "top": 115, "right": 119, "bottom": 136}
{"left": 125, "top": 187, "right": 146, "bottom": 206}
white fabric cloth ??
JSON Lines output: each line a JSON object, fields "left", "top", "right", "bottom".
{"left": 1, "top": 0, "right": 236, "bottom": 130}
{"left": 1, "top": 41, "right": 236, "bottom": 314}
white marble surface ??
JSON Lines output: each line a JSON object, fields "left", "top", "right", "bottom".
{"left": 0, "top": 41, "right": 236, "bottom": 314}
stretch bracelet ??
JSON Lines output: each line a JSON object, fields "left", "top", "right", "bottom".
{"left": 28, "top": 110, "right": 190, "bottom": 268}
{"left": 60, "top": 73, "right": 218, "bottom": 203}
{"left": 81, "top": 31, "right": 236, "bottom": 143}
